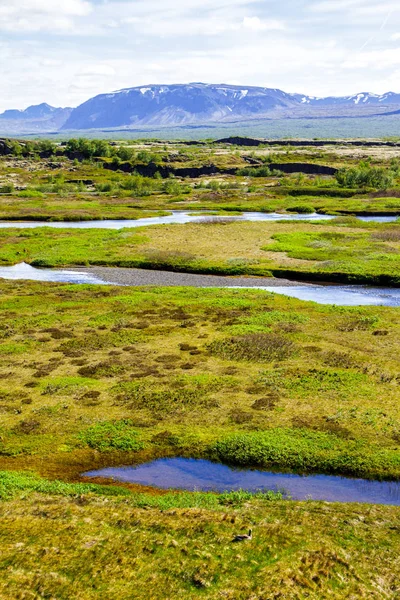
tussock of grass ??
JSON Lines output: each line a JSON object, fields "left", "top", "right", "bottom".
{"left": 78, "top": 420, "right": 144, "bottom": 452}
{"left": 208, "top": 333, "right": 298, "bottom": 362}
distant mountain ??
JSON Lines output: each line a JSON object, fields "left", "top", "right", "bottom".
{"left": 2, "top": 84, "right": 400, "bottom": 134}
{"left": 293, "top": 91, "right": 400, "bottom": 107}
{"left": 0, "top": 103, "right": 72, "bottom": 134}
{"left": 62, "top": 83, "right": 300, "bottom": 130}
{"left": 61, "top": 84, "right": 400, "bottom": 131}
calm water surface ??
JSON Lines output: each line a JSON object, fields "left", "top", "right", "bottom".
{"left": 84, "top": 458, "right": 400, "bottom": 506}
{"left": 0, "top": 211, "right": 397, "bottom": 229}
{"left": 235, "top": 285, "right": 400, "bottom": 306}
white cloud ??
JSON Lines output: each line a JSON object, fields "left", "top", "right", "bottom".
{"left": 120, "top": 10, "right": 286, "bottom": 37}
{"left": 79, "top": 64, "right": 116, "bottom": 76}
{"left": 242, "top": 17, "right": 285, "bottom": 31}
{"left": 310, "top": 0, "right": 396, "bottom": 13}
{"left": 0, "top": 0, "right": 92, "bottom": 16}
{"left": 342, "top": 47, "right": 400, "bottom": 70}
{"left": 1, "top": 0, "right": 400, "bottom": 110}
{"left": 0, "top": 0, "right": 93, "bottom": 31}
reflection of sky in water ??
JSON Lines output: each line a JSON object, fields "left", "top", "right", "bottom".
{"left": 0, "top": 211, "right": 396, "bottom": 229}
{"left": 0, "top": 262, "right": 106, "bottom": 284}
{"left": 84, "top": 458, "right": 400, "bottom": 506}
{"left": 231, "top": 285, "right": 400, "bottom": 306}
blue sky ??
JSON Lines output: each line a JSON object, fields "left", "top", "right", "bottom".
{"left": 1, "top": 0, "right": 400, "bottom": 110}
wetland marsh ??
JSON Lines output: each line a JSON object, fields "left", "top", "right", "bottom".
{"left": 1, "top": 137, "right": 400, "bottom": 598}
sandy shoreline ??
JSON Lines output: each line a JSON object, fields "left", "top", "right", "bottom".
{"left": 74, "top": 266, "right": 308, "bottom": 288}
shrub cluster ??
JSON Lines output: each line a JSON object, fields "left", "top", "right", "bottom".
{"left": 336, "top": 163, "right": 395, "bottom": 189}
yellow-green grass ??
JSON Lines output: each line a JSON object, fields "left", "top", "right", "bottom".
{"left": 0, "top": 196, "right": 169, "bottom": 222}
{"left": 0, "top": 281, "right": 399, "bottom": 480}
{"left": 1, "top": 481, "right": 400, "bottom": 599}
{"left": 0, "top": 219, "right": 399, "bottom": 284}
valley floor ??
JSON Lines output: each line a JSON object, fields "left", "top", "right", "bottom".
{"left": 1, "top": 138, "right": 400, "bottom": 598}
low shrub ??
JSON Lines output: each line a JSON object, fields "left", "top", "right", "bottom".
{"left": 336, "top": 164, "right": 394, "bottom": 189}
{"left": 287, "top": 204, "right": 315, "bottom": 214}
{"left": 0, "top": 183, "right": 14, "bottom": 194}
{"left": 78, "top": 420, "right": 144, "bottom": 452}
{"left": 17, "top": 189, "right": 44, "bottom": 198}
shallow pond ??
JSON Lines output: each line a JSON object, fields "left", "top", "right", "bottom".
{"left": 83, "top": 458, "right": 400, "bottom": 506}
{"left": 0, "top": 210, "right": 396, "bottom": 229}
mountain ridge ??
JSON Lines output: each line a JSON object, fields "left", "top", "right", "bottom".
{"left": 63, "top": 83, "right": 400, "bottom": 131}
{"left": 2, "top": 83, "right": 400, "bottom": 134}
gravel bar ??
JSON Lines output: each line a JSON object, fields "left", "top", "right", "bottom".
{"left": 74, "top": 266, "right": 309, "bottom": 288}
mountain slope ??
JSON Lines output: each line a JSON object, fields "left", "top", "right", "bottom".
{"left": 61, "top": 83, "right": 302, "bottom": 130}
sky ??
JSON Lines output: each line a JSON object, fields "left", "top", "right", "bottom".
{"left": 1, "top": 0, "right": 400, "bottom": 111}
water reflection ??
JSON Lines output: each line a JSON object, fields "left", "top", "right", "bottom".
{"left": 84, "top": 458, "right": 400, "bottom": 506}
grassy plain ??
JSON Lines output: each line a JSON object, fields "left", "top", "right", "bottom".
{"left": 0, "top": 282, "right": 399, "bottom": 479}
{"left": 2, "top": 478, "right": 400, "bottom": 599}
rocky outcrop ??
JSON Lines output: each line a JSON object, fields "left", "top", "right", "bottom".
{"left": 103, "top": 160, "right": 336, "bottom": 177}
{"left": 0, "top": 139, "right": 13, "bottom": 155}
{"left": 103, "top": 162, "right": 237, "bottom": 178}
{"left": 217, "top": 136, "right": 400, "bottom": 148}
{"left": 267, "top": 163, "right": 338, "bottom": 175}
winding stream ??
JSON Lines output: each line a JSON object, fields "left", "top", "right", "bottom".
{"left": 0, "top": 210, "right": 397, "bottom": 229}
{"left": 84, "top": 458, "right": 400, "bottom": 506}
{"left": 0, "top": 263, "right": 399, "bottom": 306}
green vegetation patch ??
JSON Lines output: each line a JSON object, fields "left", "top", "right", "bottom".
{"left": 213, "top": 428, "right": 400, "bottom": 478}
{"left": 78, "top": 419, "right": 144, "bottom": 452}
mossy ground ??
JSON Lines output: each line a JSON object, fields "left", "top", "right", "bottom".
{"left": 0, "top": 282, "right": 399, "bottom": 480}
